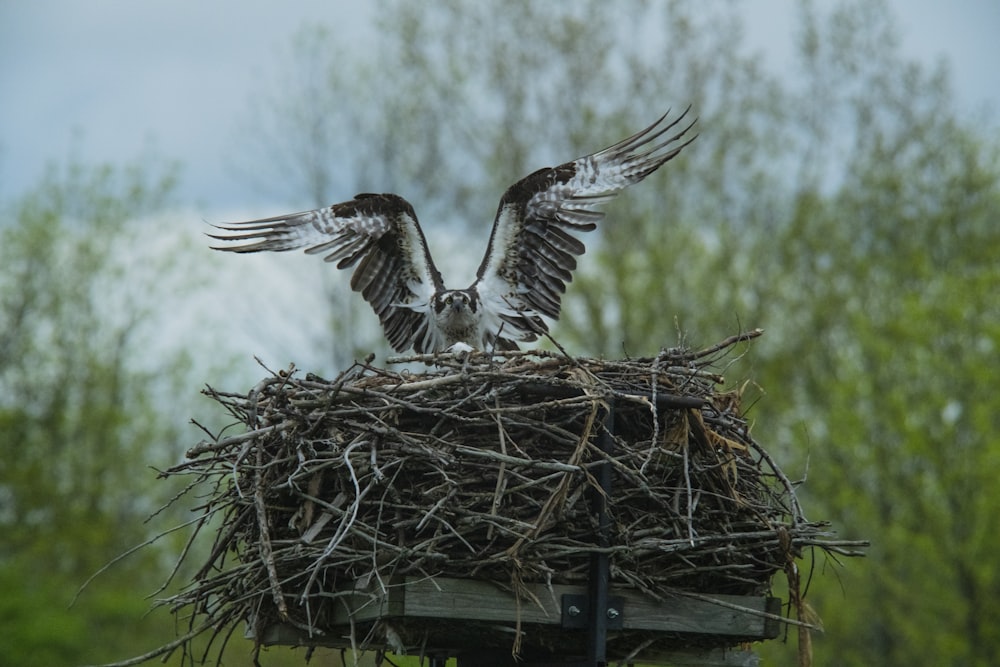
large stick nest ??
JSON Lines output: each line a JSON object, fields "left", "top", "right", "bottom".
{"left": 158, "top": 330, "right": 864, "bottom": 661}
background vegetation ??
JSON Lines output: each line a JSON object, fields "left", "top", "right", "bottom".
{"left": 2, "top": 1, "right": 997, "bottom": 665}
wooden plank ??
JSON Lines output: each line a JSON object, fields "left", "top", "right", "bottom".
{"left": 399, "top": 576, "right": 560, "bottom": 624}
{"left": 256, "top": 574, "right": 783, "bottom": 664}
{"left": 274, "top": 575, "right": 780, "bottom": 640}
{"left": 324, "top": 579, "right": 404, "bottom": 624}
{"left": 396, "top": 576, "right": 779, "bottom": 638}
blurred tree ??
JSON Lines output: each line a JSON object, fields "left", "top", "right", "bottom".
{"left": 234, "top": 0, "right": 708, "bottom": 364}
{"left": 234, "top": 0, "right": 1000, "bottom": 665}
{"left": 0, "top": 155, "right": 201, "bottom": 666}
{"left": 746, "top": 5, "right": 1000, "bottom": 665}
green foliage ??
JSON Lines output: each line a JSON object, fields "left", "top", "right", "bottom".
{"left": 239, "top": 1, "right": 1000, "bottom": 665}
{"left": 0, "top": 155, "right": 200, "bottom": 666}
{"left": 755, "top": 124, "right": 1000, "bottom": 665}
{"left": 3, "top": 0, "right": 994, "bottom": 664}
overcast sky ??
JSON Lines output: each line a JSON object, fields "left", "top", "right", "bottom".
{"left": 1, "top": 0, "right": 997, "bottom": 376}
{"left": 1, "top": 0, "right": 998, "bottom": 216}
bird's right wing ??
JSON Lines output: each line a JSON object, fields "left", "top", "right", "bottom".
{"left": 474, "top": 108, "right": 696, "bottom": 344}
{"left": 208, "top": 193, "right": 444, "bottom": 352}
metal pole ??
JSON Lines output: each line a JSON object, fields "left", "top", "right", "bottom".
{"left": 587, "top": 402, "right": 615, "bottom": 667}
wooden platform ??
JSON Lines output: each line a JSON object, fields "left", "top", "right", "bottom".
{"left": 256, "top": 576, "right": 781, "bottom": 666}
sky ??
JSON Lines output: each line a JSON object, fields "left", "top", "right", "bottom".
{"left": 2, "top": 0, "right": 998, "bottom": 377}
{"left": 0, "top": 1, "right": 374, "bottom": 210}
{"left": 1, "top": 0, "right": 998, "bottom": 217}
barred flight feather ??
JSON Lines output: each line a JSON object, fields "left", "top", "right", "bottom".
{"left": 209, "top": 109, "right": 696, "bottom": 353}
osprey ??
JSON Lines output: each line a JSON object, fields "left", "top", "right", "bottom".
{"left": 210, "top": 109, "right": 695, "bottom": 353}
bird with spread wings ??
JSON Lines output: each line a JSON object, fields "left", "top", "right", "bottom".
{"left": 210, "top": 109, "right": 696, "bottom": 353}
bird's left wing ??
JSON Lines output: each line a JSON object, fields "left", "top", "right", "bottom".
{"left": 473, "top": 108, "right": 697, "bottom": 344}
{"left": 208, "top": 193, "right": 445, "bottom": 352}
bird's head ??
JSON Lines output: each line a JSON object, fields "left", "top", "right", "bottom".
{"left": 434, "top": 290, "right": 478, "bottom": 316}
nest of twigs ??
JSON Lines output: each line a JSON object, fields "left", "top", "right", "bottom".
{"left": 155, "top": 330, "right": 865, "bottom": 662}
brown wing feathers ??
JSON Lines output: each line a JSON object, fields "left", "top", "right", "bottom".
{"left": 209, "top": 193, "right": 443, "bottom": 352}
{"left": 210, "top": 110, "right": 696, "bottom": 353}
{"left": 476, "top": 108, "right": 696, "bottom": 325}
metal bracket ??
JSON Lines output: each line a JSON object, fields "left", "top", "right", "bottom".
{"left": 560, "top": 594, "right": 625, "bottom": 630}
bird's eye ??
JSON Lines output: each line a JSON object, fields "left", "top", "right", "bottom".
{"left": 446, "top": 295, "right": 453, "bottom": 304}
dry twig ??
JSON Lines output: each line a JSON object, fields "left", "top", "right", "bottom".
{"left": 136, "top": 331, "right": 865, "bottom": 664}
